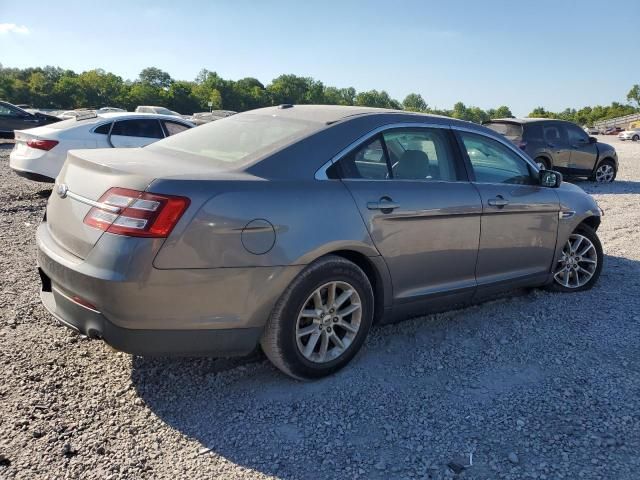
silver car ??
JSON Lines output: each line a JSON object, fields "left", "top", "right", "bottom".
{"left": 37, "top": 105, "right": 604, "bottom": 379}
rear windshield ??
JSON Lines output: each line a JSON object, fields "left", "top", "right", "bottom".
{"left": 484, "top": 122, "right": 523, "bottom": 141}
{"left": 147, "top": 113, "right": 320, "bottom": 167}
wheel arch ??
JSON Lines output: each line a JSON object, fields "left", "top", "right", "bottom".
{"left": 325, "top": 250, "right": 391, "bottom": 324}
{"left": 534, "top": 154, "right": 552, "bottom": 167}
{"left": 578, "top": 215, "right": 601, "bottom": 232}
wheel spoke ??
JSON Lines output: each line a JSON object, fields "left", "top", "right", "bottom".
{"left": 333, "top": 289, "right": 354, "bottom": 309}
{"left": 297, "top": 325, "right": 318, "bottom": 338}
{"left": 330, "top": 332, "right": 345, "bottom": 349}
{"left": 303, "top": 331, "right": 321, "bottom": 357}
{"left": 337, "top": 320, "right": 358, "bottom": 333}
{"left": 577, "top": 243, "right": 594, "bottom": 257}
{"left": 337, "top": 303, "right": 360, "bottom": 318}
{"left": 580, "top": 258, "right": 597, "bottom": 264}
{"left": 571, "top": 236, "right": 584, "bottom": 253}
{"left": 577, "top": 266, "right": 593, "bottom": 278}
{"left": 327, "top": 283, "right": 336, "bottom": 308}
{"left": 312, "top": 290, "right": 323, "bottom": 310}
{"left": 300, "top": 309, "right": 320, "bottom": 318}
{"left": 317, "top": 331, "right": 329, "bottom": 361}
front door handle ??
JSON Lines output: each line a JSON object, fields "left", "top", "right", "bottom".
{"left": 488, "top": 196, "right": 509, "bottom": 207}
{"left": 367, "top": 197, "right": 399, "bottom": 212}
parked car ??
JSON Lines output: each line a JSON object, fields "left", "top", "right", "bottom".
{"left": 96, "top": 107, "right": 126, "bottom": 114}
{"left": 485, "top": 118, "right": 618, "bottom": 182}
{"left": 0, "top": 100, "right": 61, "bottom": 138}
{"left": 191, "top": 110, "right": 237, "bottom": 125}
{"left": 618, "top": 129, "right": 640, "bottom": 141}
{"left": 36, "top": 105, "right": 604, "bottom": 379}
{"left": 583, "top": 126, "right": 599, "bottom": 135}
{"left": 602, "top": 127, "right": 623, "bottom": 135}
{"left": 135, "top": 106, "right": 183, "bottom": 117}
{"left": 10, "top": 112, "right": 194, "bottom": 182}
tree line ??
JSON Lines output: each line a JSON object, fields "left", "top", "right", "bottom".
{"left": 1, "top": 64, "right": 638, "bottom": 126}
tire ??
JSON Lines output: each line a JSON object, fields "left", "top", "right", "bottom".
{"left": 261, "top": 255, "right": 374, "bottom": 380}
{"left": 535, "top": 157, "right": 551, "bottom": 170}
{"left": 547, "top": 224, "right": 603, "bottom": 293}
{"left": 590, "top": 159, "right": 617, "bottom": 183}
{"left": 633, "top": 135, "right": 639, "bottom": 142}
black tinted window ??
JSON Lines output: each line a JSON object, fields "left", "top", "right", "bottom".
{"left": 543, "top": 124, "right": 567, "bottom": 144}
{"left": 566, "top": 125, "right": 589, "bottom": 144}
{"left": 163, "top": 121, "right": 190, "bottom": 136}
{"left": 111, "top": 119, "right": 163, "bottom": 139}
{"left": 523, "top": 124, "right": 544, "bottom": 141}
{"left": 485, "top": 122, "right": 523, "bottom": 142}
{"left": 94, "top": 122, "right": 111, "bottom": 134}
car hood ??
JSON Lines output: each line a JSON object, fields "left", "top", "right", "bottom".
{"left": 596, "top": 141, "right": 616, "bottom": 154}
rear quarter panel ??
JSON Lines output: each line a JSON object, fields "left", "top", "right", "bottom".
{"left": 151, "top": 178, "right": 380, "bottom": 269}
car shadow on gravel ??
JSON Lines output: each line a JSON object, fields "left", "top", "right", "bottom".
{"left": 574, "top": 179, "right": 640, "bottom": 195}
{"left": 129, "top": 254, "right": 640, "bottom": 479}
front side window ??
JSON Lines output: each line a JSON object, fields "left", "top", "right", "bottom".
{"left": 459, "top": 132, "right": 536, "bottom": 185}
{"left": 111, "top": 119, "right": 164, "bottom": 139}
{"left": 566, "top": 124, "right": 589, "bottom": 144}
{"left": 335, "top": 127, "right": 461, "bottom": 181}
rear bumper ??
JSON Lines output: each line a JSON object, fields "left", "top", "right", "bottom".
{"left": 36, "top": 222, "right": 304, "bottom": 356}
{"left": 39, "top": 279, "right": 262, "bottom": 356}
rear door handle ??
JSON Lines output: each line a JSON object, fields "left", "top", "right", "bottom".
{"left": 367, "top": 197, "right": 399, "bottom": 212}
{"left": 488, "top": 196, "right": 509, "bottom": 207}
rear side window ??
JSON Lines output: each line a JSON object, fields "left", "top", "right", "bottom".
{"left": 163, "top": 121, "right": 190, "bottom": 136}
{"left": 335, "top": 128, "right": 462, "bottom": 181}
{"left": 111, "top": 119, "right": 164, "bottom": 139}
{"left": 94, "top": 122, "right": 112, "bottom": 134}
{"left": 484, "top": 122, "right": 523, "bottom": 142}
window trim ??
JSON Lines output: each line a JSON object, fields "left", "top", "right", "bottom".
{"left": 91, "top": 121, "right": 114, "bottom": 135}
{"left": 109, "top": 118, "right": 165, "bottom": 139}
{"left": 453, "top": 128, "right": 540, "bottom": 185}
{"left": 160, "top": 119, "right": 191, "bottom": 138}
{"left": 316, "top": 122, "right": 470, "bottom": 182}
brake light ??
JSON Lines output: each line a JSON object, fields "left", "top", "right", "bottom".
{"left": 27, "top": 139, "right": 59, "bottom": 151}
{"left": 83, "top": 187, "right": 190, "bottom": 238}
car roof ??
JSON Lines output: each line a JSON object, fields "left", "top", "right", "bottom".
{"left": 47, "top": 112, "right": 194, "bottom": 130}
{"left": 247, "top": 104, "right": 454, "bottom": 125}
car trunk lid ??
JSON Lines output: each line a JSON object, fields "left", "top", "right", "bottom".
{"left": 46, "top": 149, "right": 155, "bottom": 259}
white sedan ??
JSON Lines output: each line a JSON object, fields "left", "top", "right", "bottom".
{"left": 9, "top": 112, "right": 194, "bottom": 182}
{"left": 618, "top": 129, "right": 640, "bottom": 142}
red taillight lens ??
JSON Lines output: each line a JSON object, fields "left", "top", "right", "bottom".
{"left": 83, "top": 187, "right": 190, "bottom": 238}
{"left": 27, "top": 139, "right": 59, "bottom": 151}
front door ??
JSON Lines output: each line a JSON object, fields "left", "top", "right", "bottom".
{"left": 336, "top": 127, "right": 482, "bottom": 305}
{"left": 542, "top": 122, "right": 571, "bottom": 172}
{"left": 456, "top": 131, "right": 559, "bottom": 289}
{"left": 565, "top": 123, "right": 598, "bottom": 173}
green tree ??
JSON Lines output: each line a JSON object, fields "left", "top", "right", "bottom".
{"left": 354, "top": 90, "right": 401, "bottom": 109}
{"left": 626, "top": 84, "right": 640, "bottom": 108}
{"left": 138, "top": 67, "right": 173, "bottom": 89}
{"left": 488, "top": 105, "right": 513, "bottom": 119}
{"left": 402, "top": 93, "right": 427, "bottom": 112}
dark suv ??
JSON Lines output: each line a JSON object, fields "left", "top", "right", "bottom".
{"left": 485, "top": 119, "right": 618, "bottom": 183}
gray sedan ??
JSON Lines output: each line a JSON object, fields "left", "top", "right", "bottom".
{"left": 37, "top": 105, "right": 604, "bottom": 379}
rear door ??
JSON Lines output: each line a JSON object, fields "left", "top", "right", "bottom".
{"left": 335, "top": 126, "right": 482, "bottom": 306}
{"left": 565, "top": 123, "right": 597, "bottom": 173}
{"left": 542, "top": 122, "right": 571, "bottom": 171}
{"left": 455, "top": 130, "right": 559, "bottom": 289}
{"left": 110, "top": 119, "right": 164, "bottom": 147}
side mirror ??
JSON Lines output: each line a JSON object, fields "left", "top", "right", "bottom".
{"left": 540, "top": 169, "right": 562, "bottom": 188}
{"left": 589, "top": 136, "right": 597, "bottom": 144}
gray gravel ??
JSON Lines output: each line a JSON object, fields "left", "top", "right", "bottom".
{"left": 1, "top": 136, "right": 639, "bottom": 479}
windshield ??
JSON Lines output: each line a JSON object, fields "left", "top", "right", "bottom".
{"left": 147, "top": 113, "right": 320, "bottom": 167}
{"left": 484, "top": 122, "right": 523, "bottom": 141}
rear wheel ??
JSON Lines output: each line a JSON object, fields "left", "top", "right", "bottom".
{"left": 633, "top": 135, "right": 639, "bottom": 142}
{"left": 535, "top": 157, "right": 550, "bottom": 170}
{"left": 261, "top": 255, "right": 374, "bottom": 380}
{"left": 548, "top": 225, "right": 602, "bottom": 292}
{"left": 591, "top": 159, "right": 616, "bottom": 183}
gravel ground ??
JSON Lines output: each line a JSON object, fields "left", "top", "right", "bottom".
{"left": 1, "top": 136, "right": 639, "bottom": 480}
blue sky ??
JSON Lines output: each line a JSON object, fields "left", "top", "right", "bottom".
{"left": 1, "top": 0, "right": 638, "bottom": 116}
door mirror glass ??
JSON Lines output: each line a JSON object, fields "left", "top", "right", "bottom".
{"left": 539, "top": 169, "right": 562, "bottom": 188}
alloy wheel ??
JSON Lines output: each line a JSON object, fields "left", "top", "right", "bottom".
{"left": 594, "top": 163, "right": 615, "bottom": 183}
{"left": 553, "top": 233, "right": 598, "bottom": 289}
{"left": 295, "top": 281, "right": 362, "bottom": 364}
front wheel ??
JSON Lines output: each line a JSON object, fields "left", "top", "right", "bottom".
{"left": 548, "top": 225, "right": 603, "bottom": 292}
{"left": 591, "top": 160, "right": 617, "bottom": 183}
{"left": 633, "top": 135, "right": 639, "bottom": 142}
{"left": 535, "top": 157, "right": 550, "bottom": 170}
{"left": 261, "top": 255, "right": 374, "bottom": 380}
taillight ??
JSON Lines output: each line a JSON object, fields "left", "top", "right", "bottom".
{"left": 83, "top": 187, "right": 190, "bottom": 238}
{"left": 27, "top": 139, "right": 59, "bottom": 151}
